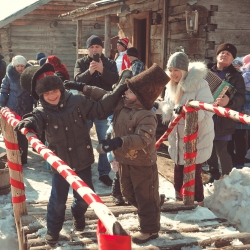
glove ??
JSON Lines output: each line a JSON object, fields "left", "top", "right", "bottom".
{"left": 100, "top": 137, "right": 123, "bottom": 153}
{"left": 63, "top": 80, "right": 86, "bottom": 91}
{"left": 174, "top": 105, "right": 183, "bottom": 114}
{"left": 14, "top": 117, "right": 39, "bottom": 134}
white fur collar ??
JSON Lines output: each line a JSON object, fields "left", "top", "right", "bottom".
{"left": 179, "top": 61, "right": 208, "bottom": 92}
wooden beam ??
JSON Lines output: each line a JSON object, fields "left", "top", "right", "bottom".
{"left": 104, "top": 15, "right": 111, "bottom": 58}
{"left": 77, "top": 19, "right": 82, "bottom": 59}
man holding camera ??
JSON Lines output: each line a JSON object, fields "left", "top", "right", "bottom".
{"left": 74, "top": 35, "right": 119, "bottom": 186}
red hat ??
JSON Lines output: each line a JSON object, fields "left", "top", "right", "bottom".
{"left": 117, "top": 38, "right": 129, "bottom": 49}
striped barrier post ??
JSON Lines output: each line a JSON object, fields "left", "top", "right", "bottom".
{"left": 0, "top": 108, "right": 27, "bottom": 250}
{"left": 1, "top": 107, "right": 131, "bottom": 250}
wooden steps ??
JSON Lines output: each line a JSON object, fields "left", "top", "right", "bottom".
{"left": 20, "top": 195, "right": 250, "bottom": 250}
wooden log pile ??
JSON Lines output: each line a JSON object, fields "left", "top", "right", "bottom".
{"left": 20, "top": 195, "right": 250, "bottom": 250}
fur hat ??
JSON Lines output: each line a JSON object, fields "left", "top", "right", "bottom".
{"left": 36, "top": 52, "right": 46, "bottom": 60}
{"left": 167, "top": 52, "right": 189, "bottom": 71}
{"left": 216, "top": 43, "right": 237, "bottom": 58}
{"left": 20, "top": 63, "right": 64, "bottom": 100}
{"left": 127, "top": 47, "right": 138, "bottom": 58}
{"left": 86, "top": 35, "right": 103, "bottom": 48}
{"left": 12, "top": 55, "right": 27, "bottom": 67}
{"left": 126, "top": 63, "right": 169, "bottom": 110}
{"left": 117, "top": 38, "right": 129, "bottom": 49}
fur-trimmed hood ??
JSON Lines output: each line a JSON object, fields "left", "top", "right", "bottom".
{"left": 179, "top": 61, "right": 208, "bottom": 92}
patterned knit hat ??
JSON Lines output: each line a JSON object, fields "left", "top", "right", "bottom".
{"left": 216, "top": 43, "right": 237, "bottom": 58}
{"left": 243, "top": 54, "right": 250, "bottom": 65}
{"left": 167, "top": 52, "right": 189, "bottom": 71}
{"left": 126, "top": 63, "right": 169, "bottom": 110}
{"left": 20, "top": 63, "right": 64, "bottom": 100}
{"left": 117, "top": 38, "right": 129, "bottom": 49}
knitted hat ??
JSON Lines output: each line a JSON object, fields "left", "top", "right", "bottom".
{"left": 117, "top": 38, "right": 129, "bottom": 49}
{"left": 39, "top": 57, "right": 47, "bottom": 66}
{"left": 127, "top": 47, "right": 138, "bottom": 58}
{"left": 243, "top": 54, "right": 250, "bottom": 65}
{"left": 20, "top": 63, "right": 64, "bottom": 100}
{"left": 216, "top": 43, "right": 237, "bottom": 58}
{"left": 167, "top": 52, "right": 189, "bottom": 71}
{"left": 126, "top": 63, "right": 170, "bottom": 110}
{"left": 36, "top": 52, "right": 46, "bottom": 60}
{"left": 12, "top": 55, "right": 27, "bottom": 66}
{"left": 86, "top": 35, "right": 103, "bottom": 48}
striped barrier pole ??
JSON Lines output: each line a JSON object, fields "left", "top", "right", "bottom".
{"left": 155, "top": 113, "right": 184, "bottom": 149}
{"left": 1, "top": 107, "right": 131, "bottom": 250}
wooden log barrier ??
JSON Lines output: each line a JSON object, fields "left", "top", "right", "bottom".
{"left": 182, "top": 104, "right": 198, "bottom": 205}
{"left": 0, "top": 108, "right": 27, "bottom": 250}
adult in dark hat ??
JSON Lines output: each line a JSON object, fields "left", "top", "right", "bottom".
{"left": 81, "top": 63, "right": 169, "bottom": 244}
{"left": 114, "top": 37, "right": 130, "bottom": 72}
{"left": 206, "top": 43, "right": 245, "bottom": 181}
{"left": 0, "top": 55, "right": 33, "bottom": 164}
{"left": 73, "top": 35, "right": 119, "bottom": 186}
{"left": 155, "top": 52, "right": 214, "bottom": 206}
{"left": 127, "top": 47, "right": 145, "bottom": 76}
{"left": 16, "top": 63, "right": 127, "bottom": 244}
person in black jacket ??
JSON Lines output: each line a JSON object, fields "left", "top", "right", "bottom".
{"left": 207, "top": 43, "right": 245, "bottom": 182}
{"left": 15, "top": 63, "right": 126, "bottom": 244}
{"left": 73, "top": 35, "right": 119, "bottom": 186}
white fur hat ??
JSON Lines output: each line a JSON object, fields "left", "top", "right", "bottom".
{"left": 12, "top": 55, "right": 27, "bottom": 66}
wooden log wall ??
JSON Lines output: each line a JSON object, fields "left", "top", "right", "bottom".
{"left": 0, "top": 0, "right": 118, "bottom": 79}
{"left": 168, "top": 0, "right": 250, "bottom": 63}
{"left": 118, "top": 0, "right": 164, "bottom": 68}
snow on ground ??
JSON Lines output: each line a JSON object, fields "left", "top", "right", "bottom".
{"left": 0, "top": 131, "right": 250, "bottom": 249}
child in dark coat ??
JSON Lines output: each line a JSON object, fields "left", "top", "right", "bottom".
{"left": 14, "top": 63, "right": 127, "bottom": 245}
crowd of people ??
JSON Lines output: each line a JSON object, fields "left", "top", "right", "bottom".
{"left": 0, "top": 37, "right": 249, "bottom": 245}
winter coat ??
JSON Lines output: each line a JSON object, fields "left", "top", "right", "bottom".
{"left": 74, "top": 54, "right": 119, "bottom": 91}
{"left": 82, "top": 85, "right": 158, "bottom": 167}
{"left": 26, "top": 90, "right": 123, "bottom": 173}
{"left": 0, "top": 55, "right": 6, "bottom": 87}
{"left": 158, "top": 62, "right": 214, "bottom": 165}
{"left": 0, "top": 63, "right": 34, "bottom": 116}
{"left": 211, "top": 64, "right": 245, "bottom": 136}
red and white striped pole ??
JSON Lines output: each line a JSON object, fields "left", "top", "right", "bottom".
{"left": 1, "top": 107, "right": 131, "bottom": 250}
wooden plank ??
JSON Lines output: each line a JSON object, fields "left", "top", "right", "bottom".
{"left": 150, "top": 53, "right": 162, "bottom": 66}
{"left": 104, "top": 15, "right": 111, "bottom": 58}
{"left": 151, "top": 39, "right": 161, "bottom": 54}
{"left": 198, "top": 0, "right": 250, "bottom": 13}
{"left": 210, "top": 12, "right": 250, "bottom": 29}
{"left": 207, "top": 29, "right": 250, "bottom": 45}
{"left": 151, "top": 24, "right": 163, "bottom": 40}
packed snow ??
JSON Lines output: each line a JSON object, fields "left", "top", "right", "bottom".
{"left": 0, "top": 132, "right": 250, "bottom": 249}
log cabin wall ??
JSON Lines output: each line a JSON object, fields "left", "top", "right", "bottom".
{"left": 168, "top": 0, "right": 250, "bottom": 65}
{"left": 0, "top": 0, "right": 118, "bottom": 79}
{"left": 117, "top": 0, "right": 165, "bottom": 68}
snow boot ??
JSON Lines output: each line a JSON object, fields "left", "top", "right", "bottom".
{"left": 45, "top": 231, "right": 59, "bottom": 244}
{"left": 73, "top": 216, "right": 85, "bottom": 231}
{"left": 112, "top": 194, "right": 125, "bottom": 206}
{"left": 132, "top": 231, "right": 159, "bottom": 244}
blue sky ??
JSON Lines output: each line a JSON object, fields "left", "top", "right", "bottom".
{"left": 0, "top": 0, "right": 38, "bottom": 21}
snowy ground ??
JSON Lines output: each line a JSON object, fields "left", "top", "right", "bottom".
{"left": 0, "top": 131, "right": 250, "bottom": 249}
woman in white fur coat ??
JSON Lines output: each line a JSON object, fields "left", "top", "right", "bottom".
{"left": 157, "top": 52, "right": 214, "bottom": 205}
